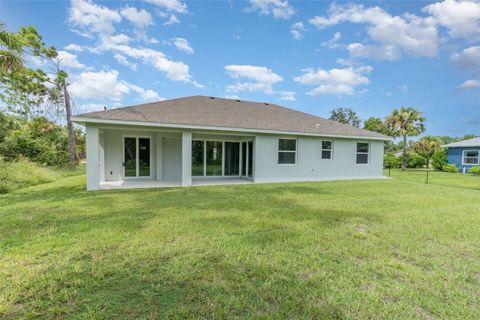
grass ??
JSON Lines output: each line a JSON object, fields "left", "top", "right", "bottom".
{"left": 0, "top": 158, "right": 84, "bottom": 194}
{"left": 384, "top": 168, "right": 480, "bottom": 190}
{"left": 1, "top": 172, "right": 480, "bottom": 318}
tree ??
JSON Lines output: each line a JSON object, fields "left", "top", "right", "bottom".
{"left": 385, "top": 107, "right": 426, "bottom": 170}
{"left": 431, "top": 148, "right": 448, "bottom": 171}
{"left": 0, "top": 25, "right": 77, "bottom": 165}
{"left": 0, "top": 23, "right": 24, "bottom": 72}
{"left": 329, "top": 107, "right": 361, "bottom": 127}
{"left": 413, "top": 136, "right": 440, "bottom": 168}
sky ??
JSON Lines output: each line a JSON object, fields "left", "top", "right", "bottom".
{"left": 1, "top": 0, "right": 479, "bottom": 136}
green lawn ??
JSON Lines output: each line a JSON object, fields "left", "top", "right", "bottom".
{"left": 1, "top": 173, "right": 479, "bottom": 319}
{"left": 384, "top": 168, "right": 480, "bottom": 190}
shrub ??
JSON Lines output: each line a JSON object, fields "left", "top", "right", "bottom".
{"left": 383, "top": 153, "right": 397, "bottom": 168}
{"left": 469, "top": 166, "right": 480, "bottom": 175}
{"left": 443, "top": 164, "right": 459, "bottom": 173}
{"left": 407, "top": 151, "right": 426, "bottom": 168}
{"left": 432, "top": 148, "right": 448, "bottom": 171}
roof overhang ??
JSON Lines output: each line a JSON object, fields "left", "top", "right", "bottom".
{"left": 72, "top": 116, "right": 392, "bottom": 142}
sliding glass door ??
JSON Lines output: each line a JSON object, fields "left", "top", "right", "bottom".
{"left": 206, "top": 141, "right": 223, "bottom": 176}
{"left": 192, "top": 140, "right": 245, "bottom": 177}
{"left": 123, "top": 137, "right": 150, "bottom": 178}
{"left": 241, "top": 141, "right": 253, "bottom": 178}
{"left": 224, "top": 142, "right": 240, "bottom": 176}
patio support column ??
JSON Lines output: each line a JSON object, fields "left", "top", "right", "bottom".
{"left": 181, "top": 131, "right": 192, "bottom": 186}
{"left": 86, "top": 125, "right": 100, "bottom": 191}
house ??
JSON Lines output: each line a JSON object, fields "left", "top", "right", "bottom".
{"left": 443, "top": 137, "right": 480, "bottom": 172}
{"left": 71, "top": 96, "right": 390, "bottom": 190}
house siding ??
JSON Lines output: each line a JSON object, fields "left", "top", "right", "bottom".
{"left": 448, "top": 147, "right": 480, "bottom": 172}
{"left": 253, "top": 135, "right": 384, "bottom": 183}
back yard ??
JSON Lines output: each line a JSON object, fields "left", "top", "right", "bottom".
{"left": 1, "top": 172, "right": 479, "bottom": 319}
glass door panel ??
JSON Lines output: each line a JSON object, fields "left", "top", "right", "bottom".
{"left": 192, "top": 140, "right": 204, "bottom": 176}
{"left": 206, "top": 141, "right": 223, "bottom": 176}
{"left": 241, "top": 142, "right": 247, "bottom": 176}
{"left": 138, "top": 138, "right": 150, "bottom": 177}
{"left": 224, "top": 142, "right": 240, "bottom": 176}
{"left": 124, "top": 137, "right": 137, "bottom": 177}
{"left": 248, "top": 141, "right": 253, "bottom": 177}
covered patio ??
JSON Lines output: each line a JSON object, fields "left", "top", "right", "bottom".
{"left": 99, "top": 177, "right": 253, "bottom": 190}
{"left": 86, "top": 124, "right": 255, "bottom": 190}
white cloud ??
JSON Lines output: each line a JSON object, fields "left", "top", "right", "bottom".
{"left": 455, "top": 79, "right": 480, "bottom": 91}
{"left": 224, "top": 94, "right": 240, "bottom": 100}
{"left": 163, "top": 14, "right": 180, "bottom": 25}
{"left": 451, "top": 46, "right": 480, "bottom": 91}
{"left": 64, "top": 43, "right": 83, "bottom": 51}
{"left": 78, "top": 103, "right": 106, "bottom": 112}
{"left": 146, "top": 0, "right": 187, "bottom": 13}
{"left": 291, "top": 22, "right": 306, "bottom": 40}
{"left": 397, "top": 84, "right": 408, "bottom": 93}
{"left": 279, "top": 91, "right": 296, "bottom": 101}
{"left": 225, "top": 64, "right": 283, "bottom": 94}
{"left": 68, "top": 0, "right": 121, "bottom": 35}
{"left": 139, "top": 89, "right": 165, "bottom": 102}
{"left": 322, "top": 32, "right": 342, "bottom": 49}
{"left": 424, "top": 0, "right": 480, "bottom": 40}
{"left": 120, "top": 6, "right": 153, "bottom": 29}
{"left": 451, "top": 46, "right": 480, "bottom": 70}
{"left": 114, "top": 54, "right": 137, "bottom": 70}
{"left": 294, "top": 65, "right": 372, "bottom": 96}
{"left": 57, "top": 50, "right": 85, "bottom": 69}
{"left": 70, "top": 70, "right": 131, "bottom": 101}
{"left": 95, "top": 35, "right": 201, "bottom": 87}
{"left": 70, "top": 69, "right": 164, "bottom": 102}
{"left": 309, "top": 3, "right": 438, "bottom": 60}
{"left": 169, "top": 37, "right": 194, "bottom": 54}
{"left": 247, "top": 0, "right": 295, "bottom": 19}
{"left": 347, "top": 43, "right": 401, "bottom": 61}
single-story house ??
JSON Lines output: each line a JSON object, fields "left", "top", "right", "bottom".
{"left": 72, "top": 96, "right": 390, "bottom": 190}
{"left": 443, "top": 137, "right": 480, "bottom": 172}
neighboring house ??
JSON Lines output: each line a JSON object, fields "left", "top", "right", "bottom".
{"left": 72, "top": 96, "right": 390, "bottom": 190}
{"left": 443, "top": 137, "right": 480, "bottom": 172}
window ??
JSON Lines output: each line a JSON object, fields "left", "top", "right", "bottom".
{"left": 356, "top": 142, "right": 369, "bottom": 164}
{"left": 278, "top": 139, "right": 296, "bottom": 164}
{"left": 321, "top": 141, "right": 332, "bottom": 160}
{"left": 462, "top": 150, "right": 479, "bottom": 165}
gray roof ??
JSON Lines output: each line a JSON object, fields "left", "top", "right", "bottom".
{"left": 443, "top": 137, "right": 480, "bottom": 147}
{"left": 73, "top": 95, "right": 389, "bottom": 140}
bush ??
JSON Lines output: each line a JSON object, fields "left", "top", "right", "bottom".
{"left": 407, "top": 151, "right": 426, "bottom": 168}
{"left": 383, "top": 153, "right": 397, "bottom": 168}
{"left": 432, "top": 148, "right": 448, "bottom": 171}
{"left": 469, "top": 166, "right": 480, "bottom": 175}
{"left": 443, "top": 164, "right": 459, "bottom": 173}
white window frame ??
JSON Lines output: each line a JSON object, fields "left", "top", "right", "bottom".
{"left": 321, "top": 140, "right": 333, "bottom": 160}
{"left": 278, "top": 138, "right": 297, "bottom": 165}
{"left": 462, "top": 150, "right": 480, "bottom": 165}
{"left": 355, "top": 142, "right": 370, "bottom": 165}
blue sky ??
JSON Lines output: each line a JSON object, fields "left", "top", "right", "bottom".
{"left": 1, "top": 0, "right": 479, "bottom": 136}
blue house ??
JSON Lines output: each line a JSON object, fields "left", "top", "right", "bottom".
{"left": 443, "top": 137, "right": 480, "bottom": 173}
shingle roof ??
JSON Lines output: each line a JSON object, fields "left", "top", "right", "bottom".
{"left": 443, "top": 137, "right": 480, "bottom": 147}
{"left": 73, "top": 95, "right": 389, "bottom": 140}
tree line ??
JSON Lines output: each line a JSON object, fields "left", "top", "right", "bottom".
{"left": 328, "top": 107, "right": 476, "bottom": 171}
{"left": 0, "top": 23, "right": 79, "bottom": 166}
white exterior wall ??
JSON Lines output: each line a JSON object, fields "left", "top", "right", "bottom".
{"left": 84, "top": 124, "right": 385, "bottom": 190}
{"left": 253, "top": 134, "right": 384, "bottom": 183}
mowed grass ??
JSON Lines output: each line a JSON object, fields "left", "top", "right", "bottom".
{"left": 1, "top": 174, "right": 480, "bottom": 319}
{"left": 384, "top": 168, "right": 480, "bottom": 190}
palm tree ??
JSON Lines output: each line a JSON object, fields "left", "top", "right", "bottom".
{"left": 413, "top": 136, "right": 440, "bottom": 168}
{"left": 385, "top": 107, "right": 426, "bottom": 170}
{"left": 0, "top": 23, "right": 24, "bottom": 73}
